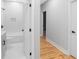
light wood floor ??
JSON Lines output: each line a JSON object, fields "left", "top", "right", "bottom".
{"left": 40, "top": 37, "right": 76, "bottom": 59}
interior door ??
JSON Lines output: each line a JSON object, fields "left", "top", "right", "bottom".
{"left": 70, "top": 0, "right": 77, "bottom": 57}
{"left": 43, "top": 11, "right": 46, "bottom": 36}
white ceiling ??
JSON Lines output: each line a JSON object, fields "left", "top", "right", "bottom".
{"left": 3, "top": 0, "right": 29, "bottom": 3}
{"left": 41, "top": 0, "right": 47, "bottom": 4}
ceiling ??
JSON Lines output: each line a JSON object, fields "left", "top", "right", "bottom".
{"left": 41, "top": 0, "right": 47, "bottom": 5}
{"left": 3, "top": 0, "right": 47, "bottom": 5}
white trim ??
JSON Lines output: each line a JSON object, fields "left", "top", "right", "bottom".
{"left": 46, "top": 38, "right": 70, "bottom": 55}
{"left": 32, "top": 0, "right": 40, "bottom": 59}
{"left": 31, "top": 0, "right": 35, "bottom": 59}
{"left": 68, "top": 0, "right": 72, "bottom": 55}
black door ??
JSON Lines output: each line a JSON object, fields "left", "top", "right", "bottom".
{"left": 43, "top": 11, "right": 46, "bottom": 36}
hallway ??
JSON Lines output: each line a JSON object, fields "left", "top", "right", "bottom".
{"left": 40, "top": 37, "right": 75, "bottom": 59}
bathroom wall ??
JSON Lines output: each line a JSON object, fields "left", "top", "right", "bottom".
{"left": 5, "top": 2, "right": 24, "bottom": 34}
{"left": 1, "top": 0, "right": 5, "bottom": 26}
{"left": 41, "top": 0, "right": 69, "bottom": 51}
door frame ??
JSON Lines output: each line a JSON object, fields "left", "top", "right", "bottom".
{"left": 31, "top": 0, "right": 40, "bottom": 59}
{"left": 68, "top": 0, "right": 72, "bottom": 55}
{"left": 43, "top": 11, "right": 46, "bottom": 37}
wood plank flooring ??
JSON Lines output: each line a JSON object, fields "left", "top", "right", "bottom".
{"left": 40, "top": 37, "right": 76, "bottom": 59}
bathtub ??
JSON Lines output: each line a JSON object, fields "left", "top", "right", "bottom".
{"left": 7, "top": 32, "right": 23, "bottom": 37}
{"left": 6, "top": 32, "right": 24, "bottom": 44}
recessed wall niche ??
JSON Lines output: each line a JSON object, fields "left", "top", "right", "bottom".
{"left": 10, "top": 17, "right": 16, "bottom": 22}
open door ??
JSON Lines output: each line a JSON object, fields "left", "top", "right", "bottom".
{"left": 70, "top": 0, "right": 77, "bottom": 58}
{"left": 43, "top": 11, "right": 46, "bottom": 38}
{"left": 24, "top": 2, "right": 32, "bottom": 59}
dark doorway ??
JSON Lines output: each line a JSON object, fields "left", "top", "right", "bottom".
{"left": 43, "top": 11, "right": 46, "bottom": 37}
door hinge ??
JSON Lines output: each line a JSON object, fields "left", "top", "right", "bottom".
{"left": 2, "top": 40, "right": 6, "bottom": 45}
{"left": 72, "top": 31, "right": 76, "bottom": 33}
{"left": 29, "top": 4, "right": 31, "bottom": 7}
{"left": 30, "top": 52, "right": 32, "bottom": 56}
{"left": 29, "top": 28, "right": 31, "bottom": 32}
{"left": 22, "top": 29, "right": 24, "bottom": 32}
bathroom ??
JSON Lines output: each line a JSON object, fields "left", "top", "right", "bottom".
{"left": 1, "top": 0, "right": 32, "bottom": 59}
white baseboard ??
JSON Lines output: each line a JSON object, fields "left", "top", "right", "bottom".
{"left": 46, "top": 38, "right": 70, "bottom": 55}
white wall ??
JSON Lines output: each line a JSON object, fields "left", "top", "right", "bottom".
{"left": 41, "top": 0, "right": 69, "bottom": 51}
{"left": 5, "top": 2, "right": 24, "bottom": 34}
{"left": 1, "top": 0, "right": 5, "bottom": 26}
